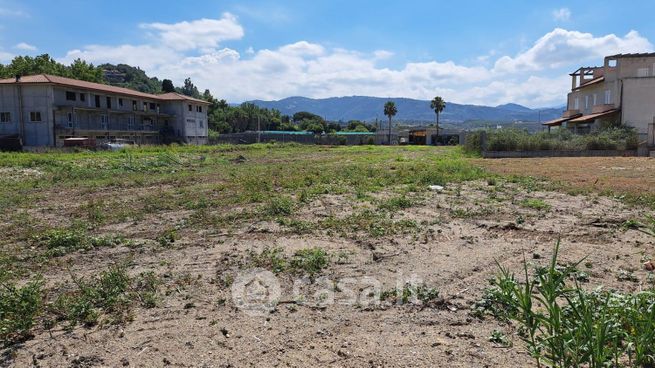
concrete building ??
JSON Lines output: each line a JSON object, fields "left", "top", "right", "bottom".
{"left": 544, "top": 53, "right": 655, "bottom": 144}
{"left": 0, "top": 74, "right": 210, "bottom": 147}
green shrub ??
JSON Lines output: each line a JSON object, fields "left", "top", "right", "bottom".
{"left": 0, "top": 277, "right": 44, "bottom": 343}
{"left": 485, "top": 242, "right": 655, "bottom": 367}
{"left": 463, "top": 131, "right": 483, "bottom": 154}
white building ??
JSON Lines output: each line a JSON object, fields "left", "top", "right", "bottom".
{"left": 0, "top": 74, "right": 210, "bottom": 147}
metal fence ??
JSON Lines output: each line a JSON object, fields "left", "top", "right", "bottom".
{"left": 209, "top": 132, "right": 399, "bottom": 146}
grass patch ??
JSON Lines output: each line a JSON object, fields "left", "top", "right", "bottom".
{"left": 484, "top": 242, "right": 655, "bottom": 367}
{"left": 36, "top": 228, "right": 127, "bottom": 257}
{"left": 247, "top": 247, "right": 330, "bottom": 277}
{"left": 378, "top": 195, "right": 414, "bottom": 211}
{"left": 51, "top": 264, "right": 161, "bottom": 327}
{"left": 380, "top": 283, "right": 440, "bottom": 306}
{"left": 519, "top": 198, "right": 551, "bottom": 211}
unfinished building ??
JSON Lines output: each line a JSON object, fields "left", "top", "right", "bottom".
{"left": 0, "top": 74, "right": 210, "bottom": 147}
{"left": 544, "top": 53, "right": 655, "bottom": 144}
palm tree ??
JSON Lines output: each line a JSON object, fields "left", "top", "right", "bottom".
{"left": 430, "top": 96, "right": 446, "bottom": 143}
{"left": 384, "top": 101, "right": 397, "bottom": 145}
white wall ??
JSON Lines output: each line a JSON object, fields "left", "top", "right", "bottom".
{"left": 622, "top": 78, "right": 655, "bottom": 134}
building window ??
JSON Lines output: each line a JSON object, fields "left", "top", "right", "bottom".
{"left": 80, "top": 93, "right": 86, "bottom": 102}
{"left": 593, "top": 94, "right": 597, "bottom": 106}
{"left": 128, "top": 116, "right": 135, "bottom": 130}
{"left": 199, "top": 120, "right": 204, "bottom": 128}
{"left": 67, "top": 112, "right": 74, "bottom": 128}
{"left": 101, "top": 115, "right": 108, "bottom": 129}
{"left": 188, "top": 104, "right": 193, "bottom": 112}
{"left": 66, "top": 91, "right": 77, "bottom": 101}
{"left": 106, "top": 97, "right": 112, "bottom": 109}
{"left": 95, "top": 95, "right": 101, "bottom": 108}
{"left": 574, "top": 97, "right": 579, "bottom": 110}
{"left": 604, "top": 90, "right": 612, "bottom": 105}
{"left": 149, "top": 102, "right": 156, "bottom": 110}
{"left": 197, "top": 106, "right": 202, "bottom": 113}
{"left": 584, "top": 95, "right": 589, "bottom": 109}
{"left": 0, "top": 112, "right": 10, "bottom": 123}
{"left": 132, "top": 100, "right": 137, "bottom": 111}
{"left": 118, "top": 98, "right": 124, "bottom": 107}
{"left": 30, "top": 111, "right": 42, "bottom": 122}
{"left": 143, "top": 102, "right": 148, "bottom": 112}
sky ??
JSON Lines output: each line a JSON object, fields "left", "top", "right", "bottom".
{"left": 0, "top": 0, "right": 654, "bottom": 107}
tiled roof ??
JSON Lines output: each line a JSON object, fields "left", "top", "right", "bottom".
{"left": 157, "top": 92, "right": 211, "bottom": 105}
{"left": 0, "top": 74, "right": 210, "bottom": 104}
{"left": 568, "top": 109, "right": 619, "bottom": 123}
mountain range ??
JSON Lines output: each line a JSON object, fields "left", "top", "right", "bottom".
{"left": 249, "top": 96, "right": 564, "bottom": 124}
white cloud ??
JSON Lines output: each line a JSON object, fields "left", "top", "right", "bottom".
{"left": 494, "top": 28, "right": 653, "bottom": 73}
{"left": 14, "top": 42, "right": 36, "bottom": 51}
{"left": 57, "top": 20, "right": 654, "bottom": 108}
{"left": 62, "top": 45, "right": 179, "bottom": 70}
{"left": 0, "top": 7, "right": 28, "bottom": 17}
{"left": 552, "top": 8, "right": 571, "bottom": 22}
{"left": 140, "top": 12, "right": 243, "bottom": 51}
{"left": 373, "top": 50, "right": 394, "bottom": 60}
{"left": 0, "top": 50, "right": 13, "bottom": 62}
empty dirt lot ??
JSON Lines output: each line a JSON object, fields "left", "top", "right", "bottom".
{"left": 479, "top": 156, "right": 655, "bottom": 198}
{"left": 1, "top": 146, "right": 654, "bottom": 367}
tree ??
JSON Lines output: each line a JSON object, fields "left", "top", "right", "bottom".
{"left": 69, "top": 59, "right": 103, "bottom": 82}
{"left": 293, "top": 111, "right": 323, "bottom": 123}
{"left": 430, "top": 96, "right": 446, "bottom": 142}
{"left": 384, "top": 101, "right": 397, "bottom": 145}
{"left": 162, "top": 79, "right": 175, "bottom": 93}
{"left": 180, "top": 77, "right": 201, "bottom": 98}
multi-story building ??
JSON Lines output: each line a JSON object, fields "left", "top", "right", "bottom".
{"left": 544, "top": 53, "right": 655, "bottom": 143}
{"left": 0, "top": 74, "right": 210, "bottom": 147}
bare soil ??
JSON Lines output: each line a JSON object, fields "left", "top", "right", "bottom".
{"left": 478, "top": 156, "right": 655, "bottom": 196}
{"left": 7, "top": 179, "right": 655, "bottom": 368}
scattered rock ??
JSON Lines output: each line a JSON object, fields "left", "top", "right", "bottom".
{"left": 644, "top": 261, "right": 655, "bottom": 271}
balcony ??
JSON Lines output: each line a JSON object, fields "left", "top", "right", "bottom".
{"left": 56, "top": 120, "right": 163, "bottom": 133}
{"left": 592, "top": 104, "right": 615, "bottom": 114}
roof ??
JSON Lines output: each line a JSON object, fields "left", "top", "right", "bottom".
{"left": 0, "top": 74, "right": 210, "bottom": 104}
{"left": 575, "top": 76, "right": 605, "bottom": 90}
{"left": 156, "top": 92, "right": 211, "bottom": 105}
{"left": 568, "top": 109, "right": 620, "bottom": 123}
{"left": 542, "top": 115, "right": 580, "bottom": 127}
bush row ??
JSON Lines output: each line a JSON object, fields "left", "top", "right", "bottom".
{"left": 464, "top": 127, "right": 639, "bottom": 153}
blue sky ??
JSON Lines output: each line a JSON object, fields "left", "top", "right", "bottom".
{"left": 1, "top": 0, "right": 654, "bottom": 107}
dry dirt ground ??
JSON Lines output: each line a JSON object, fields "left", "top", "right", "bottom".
{"left": 6, "top": 177, "right": 655, "bottom": 367}
{"left": 478, "top": 156, "right": 655, "bottom": 197}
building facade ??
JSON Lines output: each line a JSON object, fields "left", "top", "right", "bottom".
{"left": 545, "top": 53, "right": 655, "bottom": 142}
{"left": 0, "top": 74, "right": 210, "bottom": 147}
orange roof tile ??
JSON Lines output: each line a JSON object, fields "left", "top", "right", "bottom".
{"left": 568, "top": 109, "right": 619, "bottom": 123}
{"left": 0, "top": 74, "right": 210, "bottom": 104}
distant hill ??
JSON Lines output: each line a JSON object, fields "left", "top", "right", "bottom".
{"left": 249, "top": 96, "right": 564, "bottom": 124}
